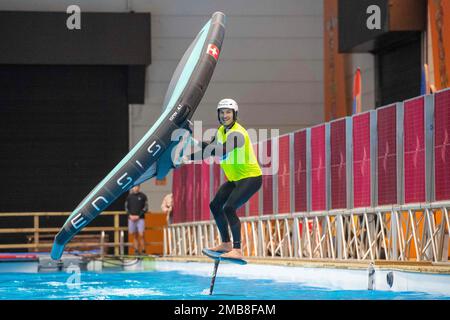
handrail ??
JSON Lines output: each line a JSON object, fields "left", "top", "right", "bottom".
{"left": 165, "top": 204, "right": 450, "bottom": 262}
{"left": 0, "top": 211, "right": 124, "bottom": 217}
{"left": 0, "top": 227, "right": 127, "bottom": 233}
{"left": 0, "top": 211, "right": 128, "bottom": 255}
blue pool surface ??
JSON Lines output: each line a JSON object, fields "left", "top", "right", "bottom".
{"left": 0, "top": 270, "right": 449, "bottom": 300}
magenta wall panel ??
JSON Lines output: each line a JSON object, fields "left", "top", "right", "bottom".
{"left": 311, "top": 125, "right": 326, "bottom": 211}
{"left": 352, "top": 113, "right": 372, "bottom": 208}
{"left": 212, "top": 162, "right": 221, "bottom": 194}
{"left": 404, "top": 97, "right": 426, "bottom": 203}
{"left": 178, "top": 165, "right": 188, "bottom": 223}
{"left": 277, "top": 135, "right": 291, "bottom": 213}
{"left": 248, "top": 192, "right": 259, "bottom": 216}
{"left": 172, "top": 167, "right": 182, "bottom": 223}
{"left": 434, "top": 90, "right": 450, "bottom": 201}
{"left": 248, "top": 143, "right": 260, "bottom": 216}
{"left": 208, "top": 162, "right": 222, "bottom": 219}
{"left": 262, "top": 140, "right": 274, "bottom": 215}
{"left": 200, "top": 162, "right": 211, "bottom": 221}
{"left": 294, "top": 130, "right": 307, "bottom": 212}
{"left": 330, "top": 119, "right": 347, "bottom": 209}
{"left": 236, "top": 155, "right": 246, "bottom": 218}
{"left": 193, "top": 163, "right": 202, "bottom": 222}
{"left": 185, "top": 163, "right": 195, "bottom": 222}
{"left": 377, "top": 105, "right": 398, "bottom": 205}
{"left": 236, "top": 202, "right": 246, "bottom": 217}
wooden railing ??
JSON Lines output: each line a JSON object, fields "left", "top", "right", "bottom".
{"left": 0, "top": 211, "right": 129, "bottom": 255}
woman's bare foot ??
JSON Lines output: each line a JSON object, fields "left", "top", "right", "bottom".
{"left": 221, "top": 248, "right": 243, "bottom": 260}
{"left": 208, "top": 242, "right": 232, "bottom": 253}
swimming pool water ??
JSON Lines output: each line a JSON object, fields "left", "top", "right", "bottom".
{"left": 0, "top": 270, "right": 448, "bottom": 300}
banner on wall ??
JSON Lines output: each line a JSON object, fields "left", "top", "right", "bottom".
{"left": 421, "top": 63, "right": 433, "bottom": 95}
{"left": 429, "top": 0, "right": 450, "bottom": 90}
{"left": 155, "top": 177, "right": 167, "bottom": 186}
{"left": 352, "top": 68, "right": 362, "bottom": 114}
{"left": 324, "top": 0, "right": 348, "bottom": 121}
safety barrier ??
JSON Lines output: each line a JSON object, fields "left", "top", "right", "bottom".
{"left": 165, "top": 88, "right": 450, "bottom": 262}
{"left": 165, "top": 202, "right": 450, "bottom": 262}
{"left": 0, "top": 211, "right": 129, "bottom": 255}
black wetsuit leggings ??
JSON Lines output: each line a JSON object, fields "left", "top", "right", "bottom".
{"left": 209, "top": 175, "right": 262, "bottom": 249}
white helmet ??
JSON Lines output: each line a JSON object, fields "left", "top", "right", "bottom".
{"left": 217, "top": 98, "right": 238, "bottom": 122}
{"left": 217, "top": 98, "right": 238, "bottom": 112}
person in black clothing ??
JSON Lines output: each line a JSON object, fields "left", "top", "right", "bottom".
{"left": 125, "top": 185, "right": 148, "bottom": 255}
{"left": 182, "top": 98, "right": 262, "bottom": 260}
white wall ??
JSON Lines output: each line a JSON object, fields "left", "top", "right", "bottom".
{"left": 132, "top": 0, "right": 325, "bottom": 210}
{"left": 345, "top": 54, "right": 376, "bottom": 112}
{"left": 0, "top": 0, "right": 324, "bottom": 211}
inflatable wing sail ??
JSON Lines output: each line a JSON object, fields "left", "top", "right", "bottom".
{"left": 51, "top": 12, "right": 226, "bottom": 260}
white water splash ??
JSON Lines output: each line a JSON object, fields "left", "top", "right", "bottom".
{"left": 45, "top": 282, "right": 66, "bottom": 287}
{"left": 200, "top": 289, "right": 210, "bottom": 295}
{"left": 73, "top": 287, "right": 166, "bottom": 298}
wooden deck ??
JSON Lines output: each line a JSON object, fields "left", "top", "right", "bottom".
{"left": 157, "top": 256, "right": 450, "bottom": 274}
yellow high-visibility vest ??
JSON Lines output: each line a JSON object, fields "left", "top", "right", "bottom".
{"left": 216, "top": 122, "right": 262, "bottom": 182}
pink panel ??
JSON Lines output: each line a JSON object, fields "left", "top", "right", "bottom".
{"left": 193, "top": 163, "right": 202, "bottom": 222}
{"left": 200, "top": 162, "right": 211, "bottom": 221}
{"left": 352, "top": 113, "right": 371, "bottom": 208}
{"left": 404, "top": 97, "right": 426, "bottom": 203}
{"left": 262, "top": 140, "right": 274, "bottom": 215}
{"left": 294, "top": 130, "right": 307, "bottom": 212}
{"left": 248, "top": 143, "right": 260, "bottom": 216}
{"left": 236, "top": 202, "right": 246, "bottom": 217}
{"left": 178, "top": 165, "right": 188, "bottom": 223}
{"left": 212, "top": 162, "right": 221, "bottom": 194}
{"left": 311, "top": 125, "right": 326, "bottom": 211}
{"left": 278, "top": 135, "right": 291, "bottom": 213}
{"left": 248, "top": 192, "right": 259, "bottom": 216}
{"left": 236, "top": 156, "right": 246, "bottom": 217}
{"left": 377, "top": 105, "right": 398, "bottom": 205}
{"left": 172, "top": 167, "right": 181, "bottom": 223}
{"left": 235, "top": 145, "right": 246, "bottom": 218}
{"left": 435, "top": 90, "right": 450, "bottom": 201}
{"left": 330, "top": 119, "right": 347, "bottom": 209}
{"left": 185, "top": 163, "right": 195, "bottom": 222}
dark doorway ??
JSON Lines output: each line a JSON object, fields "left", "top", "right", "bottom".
{"left": 0, "top": 65, "right": 129, "bottom": 212}
{"left": 0, "top": 11, "right": 150, "bottom": 252}
{"left": 375, "top": 33, "right": 422, "bottom": 107}
{"left": 0, "top": 65, "right": 130, "bottom": 249}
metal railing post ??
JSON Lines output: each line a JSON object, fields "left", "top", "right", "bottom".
{"left": 119, "top": 230, "right": 124, "bottom": 256}
{"left": 391, "top": 210, "right": 398, "bottom": 261}
{"left": 34, "top": 215, "right": 39, "bottom": 253}
{"left": 336, "top": 214, "right": 343, "bottom": 259}
{"left": 163, "top": 228, "right": 167, "bottom": 256}
{"left": 114, "top": 212, "right": 119, "bottom": 256}
{"left": 100, "top": 231, "right": 105, "bottom": 258}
